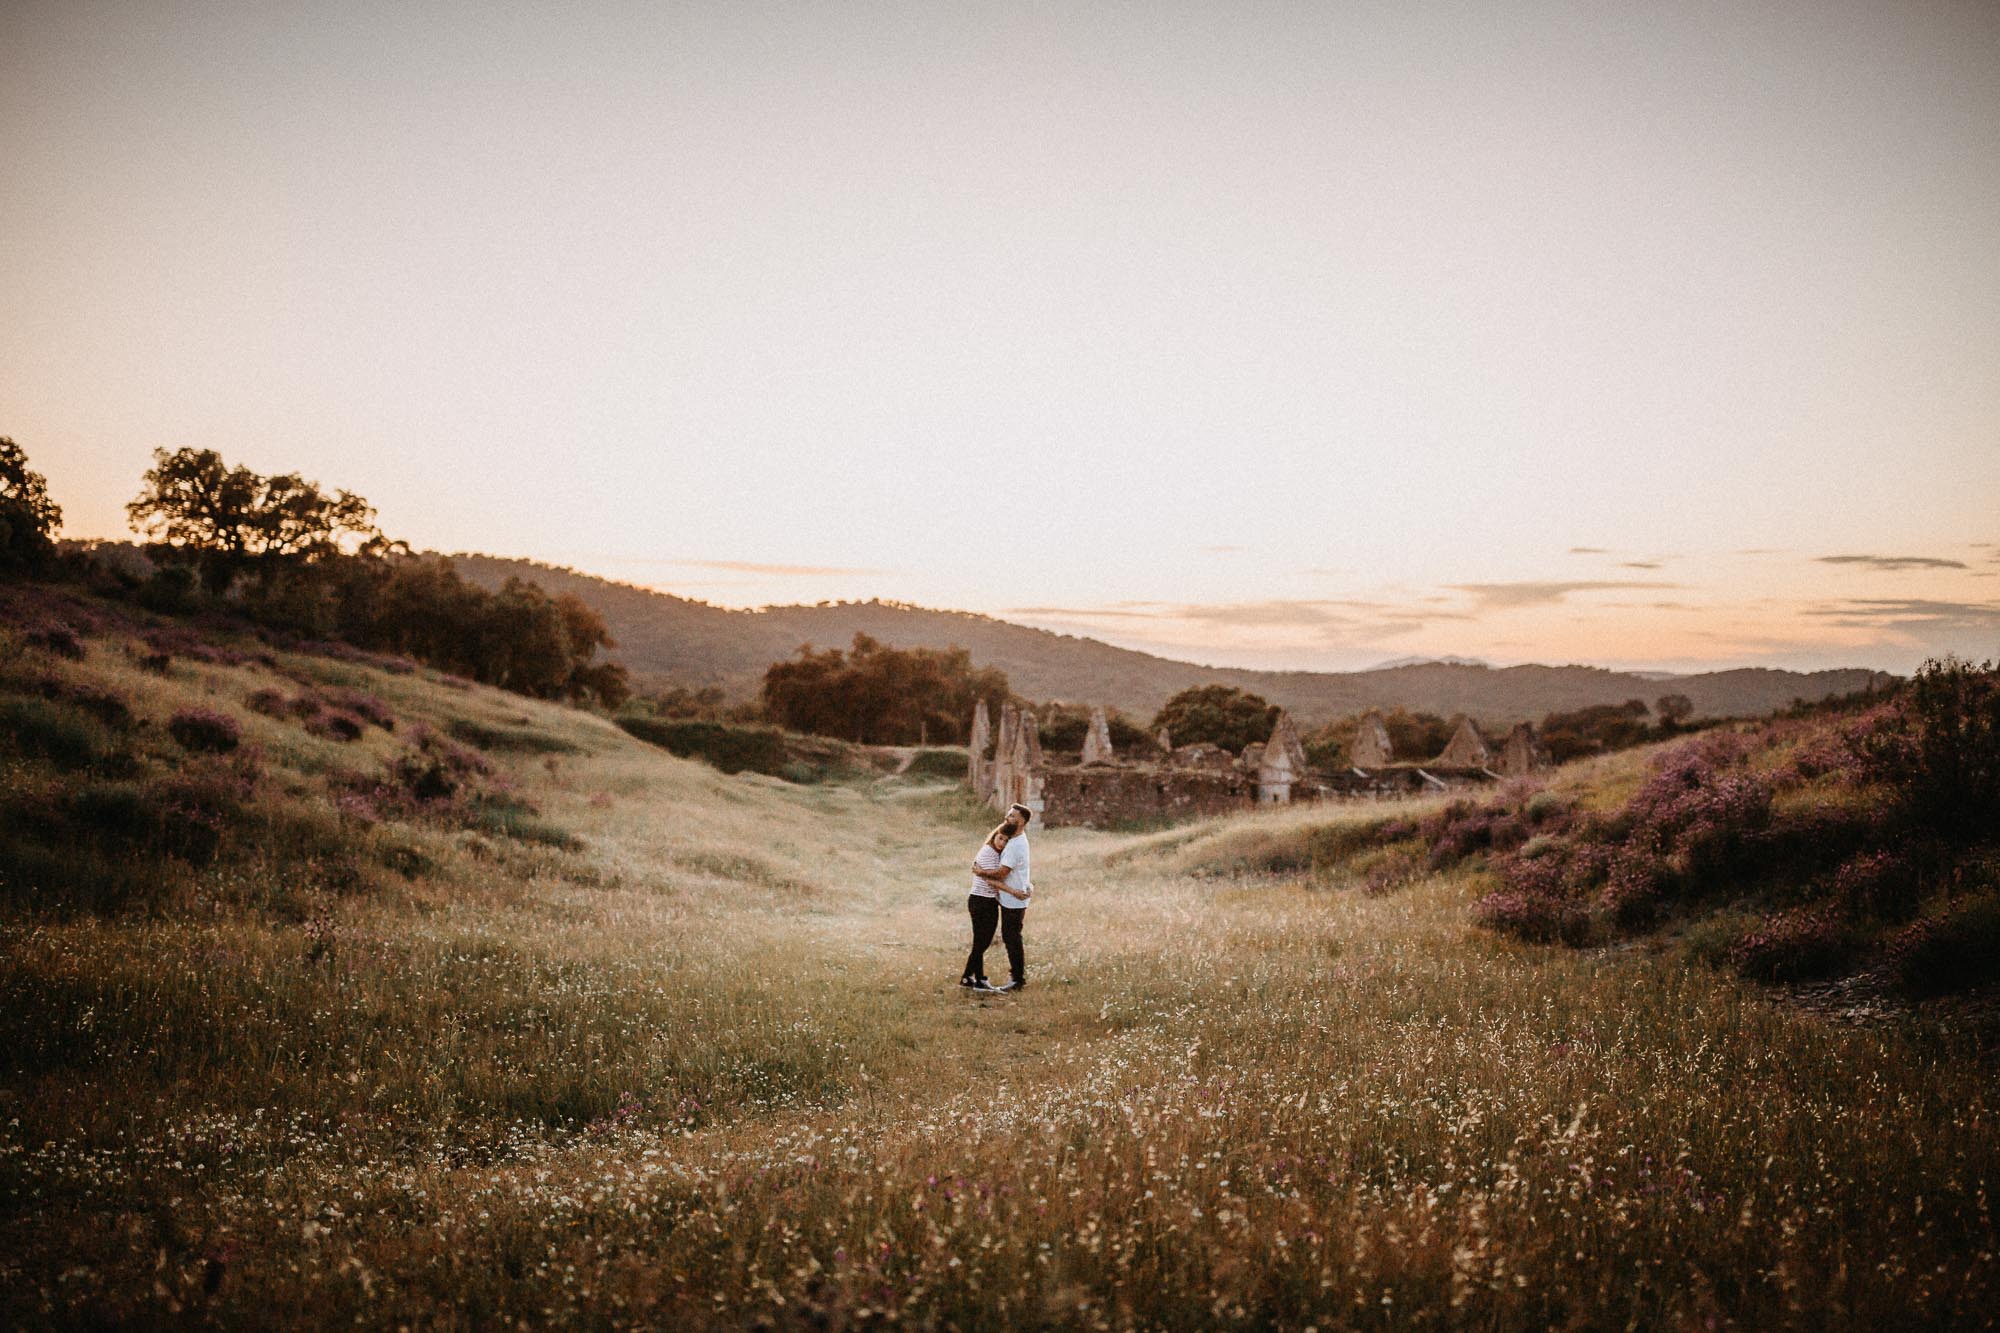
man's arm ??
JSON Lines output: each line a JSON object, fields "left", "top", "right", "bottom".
{"left": 972, "top": 861, "right": 1010, "bottom": 882}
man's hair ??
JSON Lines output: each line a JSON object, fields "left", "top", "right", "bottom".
{"left": 1007, "top": 803, "right": 1032, "bottom": 824}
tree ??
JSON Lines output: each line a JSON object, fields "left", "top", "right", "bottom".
{"left": 1150, "top": 684, "right": 1278, "bottom": 753}
{"left": 126, "top": 447, "right": 378, "bottom": 592}
{"left": 1656, "top": 693, "right": 1695, "bottom": 731}
{"left": 0, "top": 437, "right": 63, "bottom": 571}
{"left": 760, "top": 634, "right": 1009, "bottom": 745}
{"left": 1540, "top": 699, "right": 1653, "bottom": 763}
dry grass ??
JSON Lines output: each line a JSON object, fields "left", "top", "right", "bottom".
{"left": 1, "top": 623, "right": 1995, "bottom": 1328}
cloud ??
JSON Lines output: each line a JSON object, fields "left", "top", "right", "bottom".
{"left": 1444, "top": 580, "right": 1680, "bottom": 611}
{"left": 1817, "top": 554, "right": 1968, "bottom": 572}
{"left": 1799, "top": 598, "right": 2000, "bottom": 631}
{"left": 1568, "top": 546, "right": 1608, "bottom": 555}
{"left": 1734, "top": 548, "right": 1787, "bottom": 556}
{"left": 1620, "top": 561, "right": 1662, "bottom": 569}
{"left": 674, "top": 559, "right": 890, "bottom": 576}
{"left": 1004, "top": 597, "right": 1468, "bottom": 642}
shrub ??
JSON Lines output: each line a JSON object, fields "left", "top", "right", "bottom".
{"left": 25, "top": 624, "right": 84, "bottom": 660}
{"left": 1883, "top": 892, "right": 2000, "bottom": 996}
{"left": 617, "top": 716, "right": 790, "bottom": 777}
{"left": 1729, "top": 906, "right": 1852, "bottom": 984}
{"left": 1830, "top": 849, "right": 1924, "bottom": 921}
{"left": 1474, "top": 883, "right": 1590, "bottom": 945}
{"left": 1873, "top": 658, "right": 2000, "bottom": 846}
{"left": 1525, "top": 791, "right": 1570, "bottom": 826}
{"left": 327, "top": 689, "right": 395, "bottom": 731}
{"left": 1600, "top": 848, "right": 1675, "bottom": 929}
{"left": 0, "top": 697, "right": 112, "bottom": 770}
{"left": 904, "top": 748, "right": 971, "bottom": 781}
{"left": 447, "top": 717, "right": 579, "bottom": 754}
{"left": 306, "top": 709, "right": 367, "bottom": 742}
{"left": 246, "top": 688, "right": 292, "bottom": 718}
{"left": 30, "top": 678, "right": 133, "bottom": 730}
{"left": 168, "top": 708, "right": 241, "bottom": 754}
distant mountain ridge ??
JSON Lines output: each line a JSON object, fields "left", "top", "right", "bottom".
{"left": 450, "top": 554, "right": 1893, "bottom": 727}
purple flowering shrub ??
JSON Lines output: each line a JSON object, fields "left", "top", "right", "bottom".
{"left": 1882, "top": 890, "right": 2000, "bottom": 995}
{"left": 1728, "top": 905, "right": 1852, "bottom": 983}
{"left": 246, "top": 686, "right": 395, "bottom": 742}
{"left": 1467, "top": 661, "right": 2000, "bottom": 996}
{"left": 167, "top": 707, "right": 242, "bottom": 754}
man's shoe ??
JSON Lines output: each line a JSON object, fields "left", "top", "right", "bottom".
{"left": 960, "top": 976, "right": 997, "bottom": 991}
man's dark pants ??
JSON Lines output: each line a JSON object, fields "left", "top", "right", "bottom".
{"left": 964, "top": 895, "right": 1027, "bottom": 986}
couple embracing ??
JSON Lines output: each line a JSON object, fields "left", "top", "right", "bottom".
{"left": 959, "top": 802, "right": 1033, "bottom": 993}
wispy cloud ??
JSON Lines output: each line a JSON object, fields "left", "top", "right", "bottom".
{"left": 1005, "top": 597, "right": 1467, "bottom": 641}
{"left": 1620, "top": 560, "right": 1662, "bottom": 570}
{"left": 1568, "top": 546, "right": 1608, "bottom": 555}
{"left": 1800, "top": 598, "right": 2000, "bottom": 631}
{"left": 675, "top": 559, "right": 890, "bottom": 576}
{"left": 1817, "top": 554, "right": 1968, "bottom": 572}
{"left": 1445, "top": 580, "right": 1680, "bottom": 611}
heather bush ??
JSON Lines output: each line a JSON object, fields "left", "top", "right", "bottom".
{"left": 1599, "top": 847, "right": 1675, "bottom": 928}
{"left": 1729, "top": 906, "right": 1852, "bottom": 983}
{"left": 0, "top": 697, "right": 114, "bottom": 771}
{"left": 167, "top": 707, "right": 241, "bottom": 753}
{"left": 25, "top": 623, "right": 84, "bottom": 659}
{"left": 326, "top": 688, "right": 395, "bottom": 731}
{"left": 305, "top": 708, "right": 366, "bottom": 742}
{"left": 246, "top": 687, "right": 292, "bottom": 718}
{"left": 1830, "top": 848, "right": 1924, "bottom": 921}
{"left": 1883, "top": 890, "right": 2000, "bottom": 996}
{"left": 1871, "top": 657, "right": 2000, "bottom": 846}
{"left": 31, "top": 677, "right": 134, "bottom": 729}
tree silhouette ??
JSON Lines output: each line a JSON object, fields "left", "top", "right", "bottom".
{"left": 127, "top": 447, "right": 378, "bottom": 592}
{"left": 0, "top": 437, "right": 63, "bottom": 571}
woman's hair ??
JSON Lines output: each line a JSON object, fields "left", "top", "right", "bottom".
{"left": 985, "top": 822, "right": 1014, "bottom": 851}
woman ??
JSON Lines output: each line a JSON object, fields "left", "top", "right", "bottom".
{"left": 961, "top": 803, "right": 1032, "bottom": 991}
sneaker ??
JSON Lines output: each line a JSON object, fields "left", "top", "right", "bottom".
{"left": 959, "top": 976, "right": 997, "bottom": 991}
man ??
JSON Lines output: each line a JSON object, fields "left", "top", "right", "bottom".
{"left": 965, "top": 802, "right": 1034, "bottom": 992}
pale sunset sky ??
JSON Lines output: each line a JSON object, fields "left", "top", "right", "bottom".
{"left": 3, "top": 0, "right": 1996, "bottom": 674}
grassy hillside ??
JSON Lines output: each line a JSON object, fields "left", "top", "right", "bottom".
{"left": 1, "top": 590, "right": 1992, "bottom": 1328}
{"left": 450, "top": 553, "right": 1889, "bottom": 725}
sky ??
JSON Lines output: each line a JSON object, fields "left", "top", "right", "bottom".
{"left": 3, "top": 0, "right": 1997, "bottom": 675}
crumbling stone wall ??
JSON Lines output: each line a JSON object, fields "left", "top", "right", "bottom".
{"left": 1040, "top": 765, "right": 1254, "bottom": 828}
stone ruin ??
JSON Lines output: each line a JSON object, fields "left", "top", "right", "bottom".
{"left": 1080, "top": 705, "right": 1114, "bottom": 766}
{"left": 1497, "top": 721, "right": 1550, "bottom": 777}
{"left": 1349, "top": 710, "right": 1395, "bottom": 768}
{"left": 970, "top": 702, "right": 1552, "bottom": 828}
{"left": 972, "top": 705, "right": 1320, "bottom": 827}
{"left": 975, "top": 701, "right": 1045, "bottom": 818}
{"left": 1434, "top": 715, "right": 1492, "bottom": 769}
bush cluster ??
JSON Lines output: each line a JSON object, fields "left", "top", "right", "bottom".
{"left": 1460, "top": 658, "right": 2000, "bottom": 995}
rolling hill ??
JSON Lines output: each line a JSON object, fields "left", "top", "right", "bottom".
{"left": 450, "top": 553, "right": 1891, "bottom": 726}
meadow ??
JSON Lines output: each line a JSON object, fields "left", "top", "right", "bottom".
{"left": 1, "top": 599, "right": 1995, "bottom": 1328}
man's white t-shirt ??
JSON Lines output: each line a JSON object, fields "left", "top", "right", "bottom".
{"left": 997, "top": 834, "right": 1031, "bottom": 909}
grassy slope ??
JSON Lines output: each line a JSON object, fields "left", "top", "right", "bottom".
{"left": 0, "top": 607, "right": 1993, "bottom": 1328}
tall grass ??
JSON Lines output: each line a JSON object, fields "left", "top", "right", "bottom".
{"left": 1, "top": 603, "right": 1994, "bottom": 1327}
